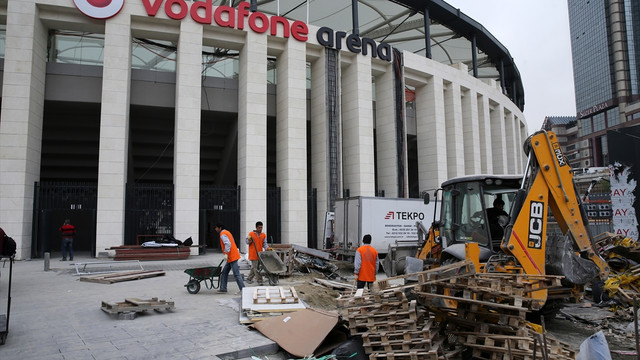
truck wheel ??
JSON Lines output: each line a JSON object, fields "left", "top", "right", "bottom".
{"left": 186, "top": 280, "right": 201, "bottom": 294}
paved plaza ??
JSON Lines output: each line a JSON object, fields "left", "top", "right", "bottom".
{"left": 0, "top": 252, "right": 281, "bottom": 360}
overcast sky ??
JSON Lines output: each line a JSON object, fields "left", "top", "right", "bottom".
{"left": 444, "top": 0, "right": 576, "bottom": 134}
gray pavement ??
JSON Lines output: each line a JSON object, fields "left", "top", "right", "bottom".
{"left": 0, "top": 252, "right": 284, "bottom": 360}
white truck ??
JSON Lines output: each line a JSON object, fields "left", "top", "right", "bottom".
{"left": 331, "top": 196, "right": 437, "bottom": 276}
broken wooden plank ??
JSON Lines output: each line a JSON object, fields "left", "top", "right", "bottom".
{"left": 80, "top": 270, "right": 166, "bottom": 284}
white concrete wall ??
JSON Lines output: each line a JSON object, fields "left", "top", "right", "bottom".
{"left": 340, "top": 54, "right": 375, "bottom": 197}
{"left": 174, "top": 20, "right": 203, "bottom": 254}
{"left": 276, "top": 37, "right": 308, "bottom": 246}
{"left": 0, "top": 1, "right": 47, "bottom": 258}
{"left": 95, "top": 14, "right": 132, "bottom": 254}
{"left": 238, "top": 30, "right": 268, "bottom": 253}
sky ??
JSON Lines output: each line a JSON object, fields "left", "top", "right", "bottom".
{"left": 444, "top": 0, "right": 576, "bottom": 134}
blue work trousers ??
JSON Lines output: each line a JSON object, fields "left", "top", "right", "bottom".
{"left": 219, "top": 260, "right": 244, "bottom": 291}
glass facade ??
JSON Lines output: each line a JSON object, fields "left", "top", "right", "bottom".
{"left": 569, "top": 0, "right": 613, "bottom": 116}
{"left": 625, "top": 0, "right": 640, "bottom": 96}
{"left": 131, "top": 38, "right": 176, "bottom": 72}
{"left": 0, "top": 25, "right": 5, "bottom": 59}
{"left": 47, "top": 31, "right": 105, "bottom": 65}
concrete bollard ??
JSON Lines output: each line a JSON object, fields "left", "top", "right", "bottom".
{"left": 44, "top": 252, "right": 50, "bottom": 271}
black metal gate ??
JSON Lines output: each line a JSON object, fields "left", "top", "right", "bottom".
{"left": 308, "top": 188, "right": 317, "bottom": 248}
{"left": 200, "top": 186, "right": 241, "bottom": 250}
{"left": 124, "top": 183, "right": 173, "bottom": 245}
{"left": 32, "top": 181, "right": 97, "bottom": 258}
{"left": 267, "top": 187, "right": 281, "bottom": 244}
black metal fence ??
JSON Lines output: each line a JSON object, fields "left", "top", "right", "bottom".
{"left": 308, "top": 188, "right": 317, "bottom": 248}
{"left": 200, "top": 185, "right": 240, "bottom": 249}
{"left": 32, "top": 181, "right": 97, "bottom": 258}
{"left": 124, "top": 183, "right": 173, "bottom": 245}
{"left": 267, "top": 187, "right": 281, "bottom": 244}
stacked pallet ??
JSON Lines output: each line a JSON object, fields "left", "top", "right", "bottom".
{"left": 414, "top": 272, "right": 574, "bottom": 360}
{"left": 337, "top": 289, "right": 443, "bottom": 360}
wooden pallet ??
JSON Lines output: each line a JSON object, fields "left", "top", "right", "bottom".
{"left": 80, "top": 270, "right": 165, "bottom": 284}
{"left": 109, "top": 246, "right": 191, "bottom": 261}
{"left": 252, "top": 286, "right": 299, "bottom": 304}
{"left": 362, "top": 321, "right": 438, "bottom": 354}
{"left": 101, "top": 297, "right": 175, "bottom": 315}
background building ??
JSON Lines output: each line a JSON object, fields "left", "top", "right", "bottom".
{"left": 0, "top": 0, "right": 527, "bottom": 259}
{"left": 568, "top": 0, "right": 640, "bottom": 167}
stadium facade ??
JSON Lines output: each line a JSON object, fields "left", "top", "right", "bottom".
{"left": 0, "top": 0, "right": 528, "bottom": 259}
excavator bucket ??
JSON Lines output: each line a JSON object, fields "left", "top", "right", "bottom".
{"left": 546, "top": 235, "right": 600, "bottom": 285}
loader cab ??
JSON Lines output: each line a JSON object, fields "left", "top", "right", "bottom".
{"left": 438, "top": 175, "right": 522, "bottom": 261}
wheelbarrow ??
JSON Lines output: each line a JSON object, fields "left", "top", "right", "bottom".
{"left": 183, "top": 258, "right": 225, "bottom": 294}
{"left": 258, "top": 251, "right": 286, "bottom": 286}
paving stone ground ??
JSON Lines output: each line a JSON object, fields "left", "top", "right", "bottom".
{"left": 0, "top": 251, "right": 280, "bottom": 360}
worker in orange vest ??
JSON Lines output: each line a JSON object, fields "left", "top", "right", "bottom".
{"left": 245, "top": 221, "right": 267, "bottom": 285}
{"left": 354, "top": 234, "right": 379, "bottom": 289}
{"left": 215, "top": 222, "right": 245, "bottom": 293}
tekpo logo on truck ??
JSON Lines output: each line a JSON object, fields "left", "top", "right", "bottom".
{"left": 384, "top": 211, "right": 425, "bottom": 220}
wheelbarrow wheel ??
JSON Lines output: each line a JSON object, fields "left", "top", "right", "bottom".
{"left": 268, "top": 273, "right": 279, "bottom": 286}
{"left": 186, "top": 280, "right": 201, "bottom": 294}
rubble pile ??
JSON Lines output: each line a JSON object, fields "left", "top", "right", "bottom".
{"left": 337, "top": 260, "right": 577, "bottom": 360}
{"left": 596, "top": 233, "right": 640, "bottom": 305}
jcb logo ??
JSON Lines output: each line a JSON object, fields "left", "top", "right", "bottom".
{"left": 552, "top": 143, "right": 566, "bottom": 167}
{"left": 528, "top": 201, "right": 544, "bottom": 249}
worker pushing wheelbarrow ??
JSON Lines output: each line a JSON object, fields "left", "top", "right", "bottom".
{"left": 246, "top": 223, "right": 286, "bottom": 286}
{"left": 183, "top": 258, "right": 225, "bottom": 294}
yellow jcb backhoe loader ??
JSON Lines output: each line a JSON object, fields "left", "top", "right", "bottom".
{"left": 416, "top": 130, "right": 610, "bottom": 309}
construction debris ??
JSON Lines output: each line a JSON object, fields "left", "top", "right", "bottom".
{"left": 240, "top": 286, "right": 306, "bottom": 324}
{"left": 80, "top": 270, "right": 165, "bottom": 284}
{"left": 101, "top": 297, "right": 174, "bottom": 320}
{"left": 595, "top": 233, "right": 640, "bottom": 306}
{"left": 335, "top": 259, "right": 577, "bottom": 360}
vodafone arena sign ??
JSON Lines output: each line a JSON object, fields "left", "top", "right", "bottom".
{"left": 73, "top": 0, "right": 125, "bottom": 19}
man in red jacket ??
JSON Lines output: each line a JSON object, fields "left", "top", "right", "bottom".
{"left": 58, "top": 219, "right": 75, "bottom": 261}
{"left": 354, "top": 234, "right": 379, "bottom": 289}
{"left": 215, "top": 222, "right": 245, "bottom": 293}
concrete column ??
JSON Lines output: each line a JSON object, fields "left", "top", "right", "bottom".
{"left": 341, "top": 55, "right": 375, "bottom": 196}
{"left": 276, "top": 38, "right": 307, "bottom": 246}
{"left": 375, "top": 64, "right": 406, "bottom": 197}
{"left": 96, "top": 13, "right": 132, "bottom": 253}
{"left": 444, "top": 82, "right": 465, "bottom": 178}
{"left": 505, "top": 111, "right": 516, "bottom": 174}
{"left": 174, "top": 20, "right": 202, "bottom": 252}
{"left": 518, "top": 120, "right": 528, "bottom": 172}
{"left": 477, "top": 93, "right": 493, "bottom": 173}
{"left": 490, "top": 104, "right": 508, "bottom": 173}
{"left": 462, "top": 88, "right": 481, "bottom": 174}
{"left": 0, "top": 0, "right": 47, "bottom": 259}
{"left": 238, "top": 30, "right": 267, "bottom": 251}
{"left": 415, "top": 76, "right": 448, "bottom": 191}
{"left": 311, "top": 52, "right": 331, "bottom": 248}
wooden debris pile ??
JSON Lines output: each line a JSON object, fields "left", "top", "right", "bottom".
{"left": 337, "top": 260, "right": 577, "bottom": 360}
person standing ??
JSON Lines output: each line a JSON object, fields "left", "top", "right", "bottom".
{"left": 215, "top": 222, "right": 245, "bottom": 293}
{"left": 354, "top": 234, "right": 379, "bottom": 289}
{"left": 58, "top": 219, "right": 75, "bottom": 261}
{"left": 245, "top": 221, "right": 267, "bottom": 285}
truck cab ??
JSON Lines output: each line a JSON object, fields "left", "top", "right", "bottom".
{"left": 438, "top": 175, "right": 522, "bottom": 263}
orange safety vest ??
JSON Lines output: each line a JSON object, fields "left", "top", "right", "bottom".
{"left": 219, "top": 229, "right": 241, "bottom": 263}
{"left": 247, "top": 231, "right": 266, "bottom": 261}
{"left": 356, "top": 245, "right": 378, "bottom": 282}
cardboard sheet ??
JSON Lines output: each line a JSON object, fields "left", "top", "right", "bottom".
{"left": 251, "top": 308, "right": 340, "bottom": 357}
